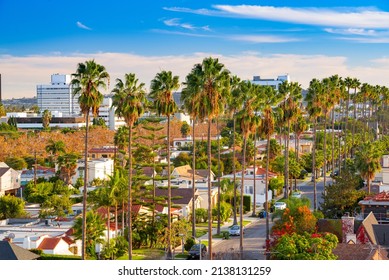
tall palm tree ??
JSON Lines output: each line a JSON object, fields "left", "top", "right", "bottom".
{"left": 228, "top": 75, "right": 244, "bottom": 225}
{"left": 351, "top": 78, "right": 361, "bottom": 157}
{"left": 71, "top": 59, "right": 109, "bottom": 259}
{"left": 278, "top": 81, "right": 302, "bottom": 197}
{"left": 185, "top": 57, "right": 230, "bottom": 259}
{"left": 111, "top": 73, "right": 146, "bottom": 260}
{"left": 42, "top": 109, "right": 52, "bottom": 130}
{"left": 305, "top": 78, "right": 323, "bottom": 210}
{"left": 258, "top": 85, "right": 279, "bottom": 260}
{"left": 149, "top": 70, "right": 179, "bottom": 260}
{"left": 236, "top": 81, "right": 261, "bottom": 257}
{"left": 181, "top": 65, "right": 208, "bottom": 238}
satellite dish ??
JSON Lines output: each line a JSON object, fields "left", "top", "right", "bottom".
{"left": 8, "top": 233, "right": 15, "bottom": 239}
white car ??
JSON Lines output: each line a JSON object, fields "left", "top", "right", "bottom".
{"left": 274, "top": 201, "right": 287, "bottom": 210}
{"left": 229, "top": 225, "right": 245, "bottom": 236}
{"left": 291, "top": 192, "right": 302, "bottom": 199}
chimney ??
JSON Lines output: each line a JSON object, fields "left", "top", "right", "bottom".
{"left": 341, "top": 213, "right": 355, "bottom": 243}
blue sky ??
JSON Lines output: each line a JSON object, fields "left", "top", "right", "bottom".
{"left": 2, "top": 0, "right": 389, "bottom": 98}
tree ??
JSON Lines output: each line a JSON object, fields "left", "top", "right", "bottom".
{"left": 355, "top": 141, "right": 383, "bottom": 194}
{"left": 0, "top": 195, "right": 27, "bottom": 219}
{"left": 236, "top": 81, "right": 261, "bottom": 256}
{"left": 71, "top": 59, "right": 110, "bottom": 260}
{"left": 40, "top": 194, "right": 73, "bottom": 219}
{"left": 45, "top": 139, "right": 66, "bottom": 167}
{"left": 112, "top": 72, "right": 146, "bottom": 260}
{"left": 305, "top": 78, "right": 323, "bottom": 210}
{"left": 184, "top": 57, "right": 230, "bottom": 259}
{"left": 320, "top": 168, "right": 365, "bottom": 218}
{"left": 270, "top": 232, "right": 338, "bottom": 260}
{"left": 72, "top": 210, "right": 106, "bottom": 259}
{"left": 180, "top": 121, "right": 190, "bottom": 138}
{"left": 0, "top": 103, "right": 6, "bottom": 117}
{"left": 42, "top": 109, "right": 52, "bottom": 130}
{"left": 149, "top": 70, "right": 179, "bottom": 259}
{"left": 57, "top": 152, "right": 79, "bottom": 185}
{"left": 279, "top": 81, "right": 302, "bottom": 198}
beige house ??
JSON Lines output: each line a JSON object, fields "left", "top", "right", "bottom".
{"left": 0, "top": 162, "right": 21, "bottom": 196}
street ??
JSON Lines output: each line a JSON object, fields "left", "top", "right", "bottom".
{"left": 212, "top": 176, "right": 331, "bottom": 259}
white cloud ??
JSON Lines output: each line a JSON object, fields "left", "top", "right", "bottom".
{"left": 76, "top": 21, "right": 92, "bottom": 30}
{"left": 163, "top": 18, "right": 208, "bottom": 31}
{"left": 2, "top": 52, "right": 389, "bottom": 99}
{"left": 167, "top": 5, "right": 389, "bottom": 29}
{"left": 229, "top": 35, "right": 300, "bottom": 43}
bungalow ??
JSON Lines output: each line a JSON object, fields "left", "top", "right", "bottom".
{"left": 72, "top": 158, "right": 114, "bottom": 186}
{"left": 155, "top": 187, "right": 202, "bottom": 218}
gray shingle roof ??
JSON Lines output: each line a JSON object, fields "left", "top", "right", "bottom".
{"left": 0, "top": 241, "right": 40, "bottom": 260}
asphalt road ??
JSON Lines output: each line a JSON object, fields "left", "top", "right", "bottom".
{"left": 211, "top": 176, "right": 332, "bottom": 260}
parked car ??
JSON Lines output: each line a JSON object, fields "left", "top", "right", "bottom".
{"left": 188, "top": 244, "right": 207, "bottom": 259}
{"left": 228, "top": 225, "right": 245, "bottom": 236}
{"left": 274, "top": 201, "right": 287, "bottom": 210}
{"left": 291, "top": 191, "right": 302, "bottom": 199}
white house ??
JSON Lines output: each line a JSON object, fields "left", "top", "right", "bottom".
{"left": 222, "top": 166, "right": 276, "bottom": 205}
{"left": 0, "top": 162, "right": 21, "bottom": 196}
{"left": 72, "top": 158, "right": 114, "bottom": 185}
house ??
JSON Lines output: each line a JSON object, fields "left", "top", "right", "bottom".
{"left": 20, "top": 166, "right": 56, "bottom": 187}
{"left": 72, "top": 158, "right": 114, "bottom": 185}
{"left": 154, "top": 187, "right": 202, "bottom": 218}
{"left": 358, "top": 191, "right": 389, "bottom": 222}
{"left": 222, "top": 166, "right": 275, "bottom": 205}
{"left": 157, "top": 164, "right": 213, "bottom": 189}
{"left": 0, "top": 162, "right": 21, "bottom": 196}
{"left": 172, "top": 136, "right": 219, "bottom": 149}
{"left": 329, "top": 212, "right": 389, "bottom": 260}
{"left": 88, "top": 146, "right": 118, "bottom": 160}
{"left": 0, "top": 240, "right": 40, "bottom": 260}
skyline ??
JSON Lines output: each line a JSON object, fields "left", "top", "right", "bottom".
{"left": 2, "top": 1, "right": 389, "bottom": 98}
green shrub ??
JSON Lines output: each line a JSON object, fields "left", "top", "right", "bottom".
{"left": 184, "top": 237, "right": 196, "bottom": 251}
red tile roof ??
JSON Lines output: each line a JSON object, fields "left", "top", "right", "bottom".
{"left": 37, "top": 238, "right": 61, "bottom": 250}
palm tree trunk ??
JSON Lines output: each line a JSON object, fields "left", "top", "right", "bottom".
{"left": 252, "top": 131, "right": 257, "bottom": 216}
{"left": 166, "top": 115, "right": 172, "bottom": 259}
{"left": 323, "top": 116, "right": 327, "bottom": 188}
{"left": 216, "top": 118, "right": 221, "bottom": 235}
{"left": 265, "top": 133, "right": 270, "bottom": 260}
{"left": 284, "top": 121, "right": 290, "bottom": 198}
{"left": 191, "top": 119, "right": 196, "bottom": 238}
{"left": 128, "top": 125, "right": 133, "bottom": 260}
{"left": 331, "top": 109, "right": 335, "bottom": 174}
{"left": 81, "top": 111, "right": 89, "bottom": 260}
{"left": 232, "top": 117, "right": 237, "bottom": 225}
{"left": 240, "top": 136, "right": 247, "bottom": 259}
{"left": 207, "top": 120, "right": 213, "bottom": 260}
{"left": 313, "top": 119, "right": 317, "bottom": 211}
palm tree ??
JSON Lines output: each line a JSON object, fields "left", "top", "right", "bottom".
{"left": 258, "top": 85, "right": 279, "bottom": 260}
{"left": 181, "top": 65, "right": 208, "bottom": 238}
{"left": 278, "top": 81, "right": 302, "bottom": 197}
{"left": 111, "top": 73, "right": 146, "bottom": 260}
{"left": 42, "top": 109, "right": 52, "bottom": 130}
{"left": 355, "top": 142, "right": 383, "bottom": 194}
{"left": 228, "top": 75, "right": 244, "bottom": 225}
{"left": 236, "top": 81, "right": 261, "bottom": 257}
{"left": 45, "top": 139, "right": 66, "bottom": 167}
{"left": 305, "top": 78, "right": 323, "bottom": 210}
{"left": 185, "top": 57, "right": 230, "bottom": 259}
{"left": 71, "top": 59, "right": 109, "bottom": 260}
{"left": 73, "top": 210, "right": 106, "bottom": 259}
{"left": 57, "top": 152, "right": 79, "bottom": 185}
{"left": 149, "top": 70, "right": 179, "bottom": 260}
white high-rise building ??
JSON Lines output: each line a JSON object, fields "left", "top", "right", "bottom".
{"left": 37, "top": 74, "right": 80, "bottom": 116}
{"left": 252, "top": 74, "right": 290, "bottom": 90}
